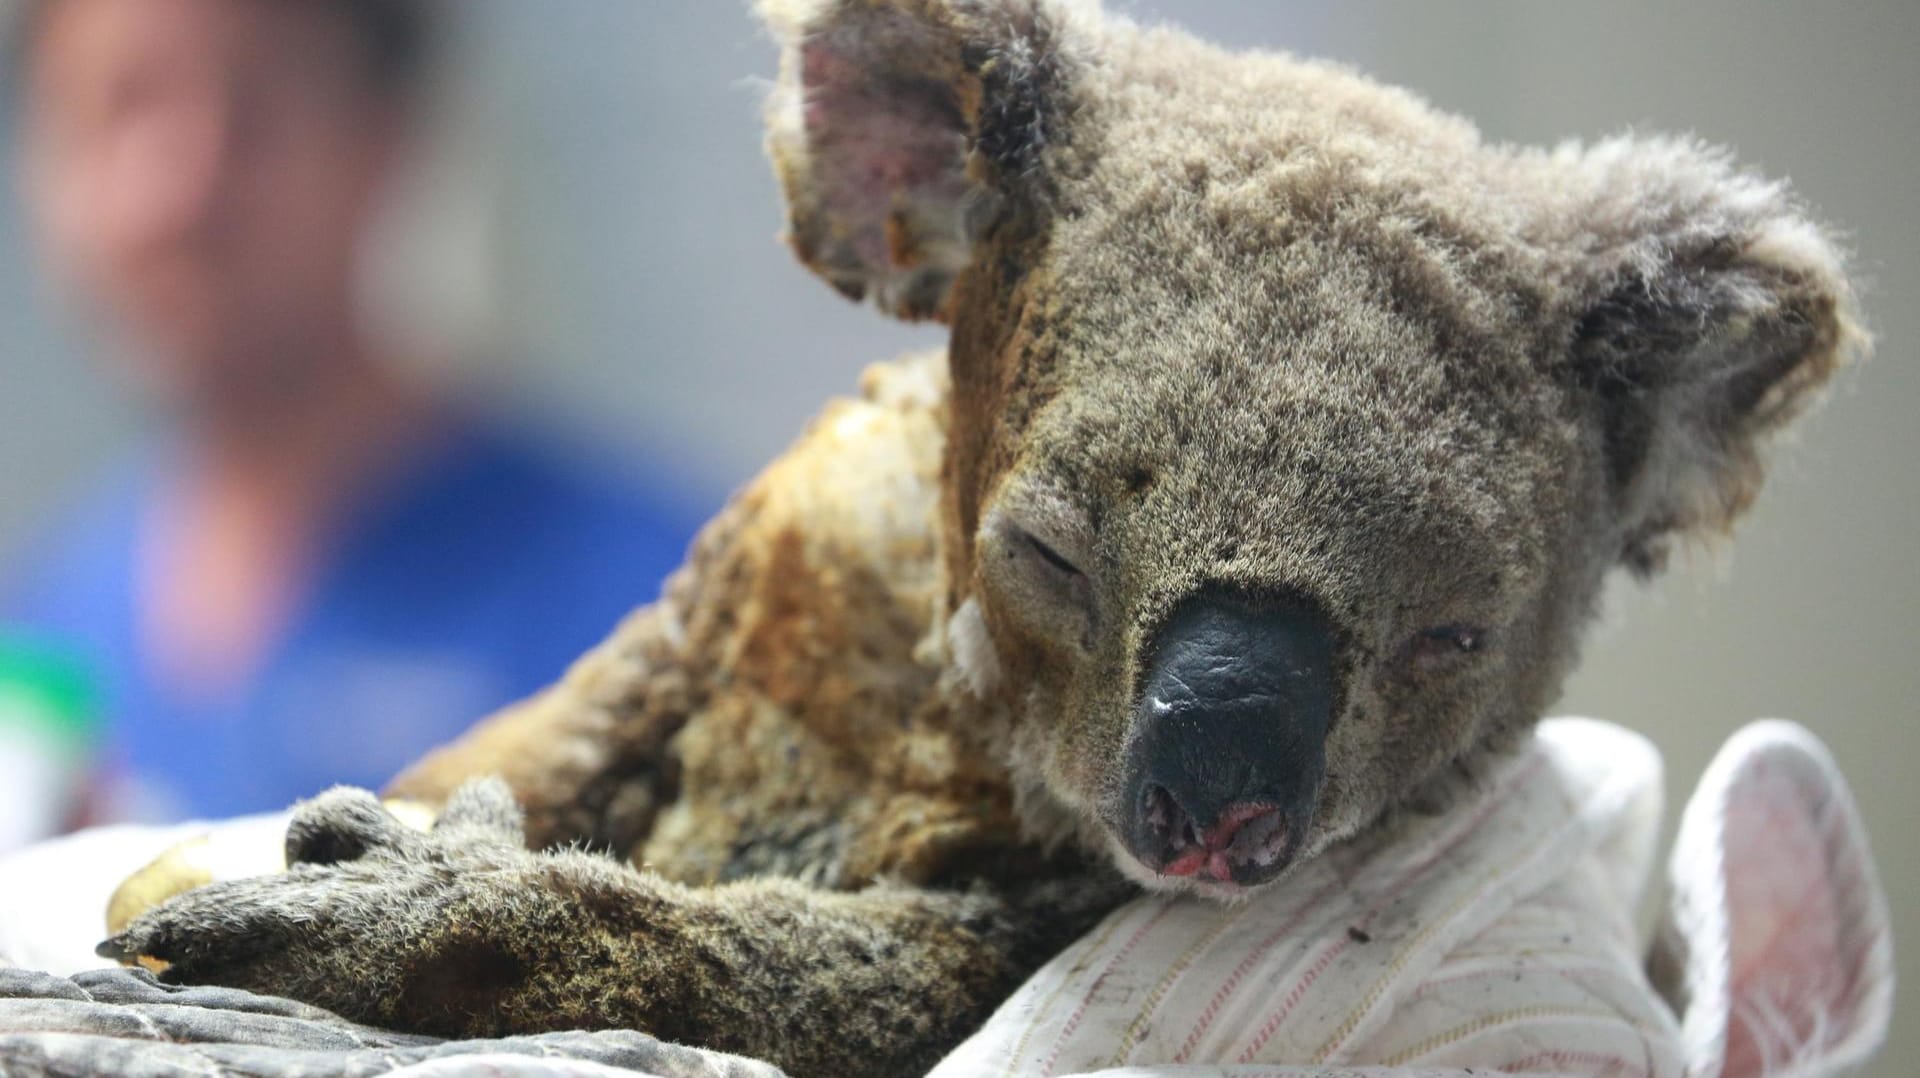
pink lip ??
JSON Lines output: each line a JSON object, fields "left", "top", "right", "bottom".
{"left": 1158, "top": 848, "right": 1241, "bottom": 882}
{"left": 1160, "top": 849, "right": 1207, "bottom": 877}
{"left": 1149, "top": 856, "right": 1249, "bottom": 897}
{"left": 1156, "top": 801, "right": 1284, "bottom": 882}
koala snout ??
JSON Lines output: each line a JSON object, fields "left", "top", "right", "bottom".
{"left": 1123, "top": 591, "right": 1334, "bottom": 889}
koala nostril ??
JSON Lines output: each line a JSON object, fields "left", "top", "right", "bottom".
{"left": 1208, "top": 802, "right": 1289, "bottom": 869}
{"left": 1141, "top": 781, "right": 1223, "bottom": 872}
{"left": 1206, "top": 801, "right": 1277, "bottom": 847}
{"left": 1142, "top": 783, "right": 1167, "bottom": 828}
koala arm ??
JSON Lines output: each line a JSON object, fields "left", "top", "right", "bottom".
{"left": 105, "top": 783, "right": 1114, "bottom": 1078}
{"left": 386, "top": 354, "right": 953, "bottom": 859}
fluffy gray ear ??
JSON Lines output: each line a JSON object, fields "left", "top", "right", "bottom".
{"left": 1560, "top": 137, "right": 1866, "bottom": 575}
{"left": 760, "top": 0, "right": 1087, "bottom": 322}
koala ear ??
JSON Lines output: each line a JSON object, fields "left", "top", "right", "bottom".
{"left": 1561, "top": 137, "right": 1867, "bottom": 574}
{"left": 759, "top": 0, "right": 1085, "bottom": 322}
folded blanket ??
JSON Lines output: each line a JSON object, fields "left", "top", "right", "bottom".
{"left": 0, "top": 719, "right": 1891, "bottom": 1078}
{"left": 933, "top": 718, "right": 1682, "bottom": 1077}
{"left": 941, "top": 719, "right": 1892, "bottom": 1078}
{"left": 0, "top": 966, "right": 780, "bottom": 1078}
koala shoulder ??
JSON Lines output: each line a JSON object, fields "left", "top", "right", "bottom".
{"left": 637, "top": 350, "right": 1030, "bottom": 888}
{"left": 693, "top": 349, "right": 950, "bottom": 629}
{"left": 391, "top": 352, "right": 969, "bottom": 868}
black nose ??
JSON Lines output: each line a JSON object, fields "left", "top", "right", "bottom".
{"left": 1125, "top": 590, "right": 1335, "bottom": 887}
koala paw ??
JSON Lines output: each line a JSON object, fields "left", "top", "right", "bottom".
{"left": 97, "top": 779, "right": 547, "bottom": 1033}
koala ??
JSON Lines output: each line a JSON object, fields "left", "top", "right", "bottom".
{"left": 103, "top": 1, "right": 1862, "bottom": 1076}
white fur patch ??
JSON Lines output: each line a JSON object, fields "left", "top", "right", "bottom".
{"left": 947, "top": 598, "right": 1002, "bottom": 697}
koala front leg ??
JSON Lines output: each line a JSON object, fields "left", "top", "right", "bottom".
{"left": 106, "top": 782, "right": 1112, "bottom": 1078}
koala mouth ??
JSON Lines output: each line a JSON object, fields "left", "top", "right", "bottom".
{"left": 1142, "top": 790, "right": 1294, "bottom": 885}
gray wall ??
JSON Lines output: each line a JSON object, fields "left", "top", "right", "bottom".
{"left": 2, "top": 1, "right": 1913, "bottom": 1065}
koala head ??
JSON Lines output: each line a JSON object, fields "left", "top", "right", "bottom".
{"left": 762, "top": 0, "right": 1862, "bottom": 897}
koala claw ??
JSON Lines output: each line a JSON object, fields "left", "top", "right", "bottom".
{"left": 283, "top": 786, "right": 428, "bottom": 865}
{"left": 281, "top": 778, "right": 525, "bottom": 866}
{"left": 429, "top": 776, "right": 527, "bottom": 841}
{"left": 96, "top": 779, "right": 542, "bottom": 1031}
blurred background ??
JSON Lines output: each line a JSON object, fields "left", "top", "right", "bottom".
{"left": 0, "top": 0, "right": 1912, "bottom": 1063}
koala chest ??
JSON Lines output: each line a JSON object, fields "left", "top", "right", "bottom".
{"left": 643, "top": 687, "right": 1022, "bottom": 889}
{"left": 629, "top": 355, "right": 1025, "bottom": 889}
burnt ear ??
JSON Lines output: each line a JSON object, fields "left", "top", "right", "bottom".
{"left": 759, "top": 0, "right": 1084, "bottom": 321}
{"left": 1564, "top": 137, "right": 1866, "bottom": 575}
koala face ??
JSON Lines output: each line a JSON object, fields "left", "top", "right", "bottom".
{"left": 764, "top": 0, "right": 1859, "bottom": 896}
{"left": 966, "top": 188, "right": 1589, "bottom": 895}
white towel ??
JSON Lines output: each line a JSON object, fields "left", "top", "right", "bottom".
{"left": 0, "top": 812, "right": 289, "bottom": 975}
{"left": 931, "top": 717, "right": 1893, "bottom": 1078}
{"left": 932, "top": 719, "right": 1685, "bottom": 1077}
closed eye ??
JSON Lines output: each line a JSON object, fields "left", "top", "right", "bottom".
{"left": 991, "top": 519, "right": 1099, "bottom": 650}
{"left": 1025, "top": 532, "right": 1086, "bottom": 578}
{"left": 1404, "top": 624, "right": 1488, "bottom": 667}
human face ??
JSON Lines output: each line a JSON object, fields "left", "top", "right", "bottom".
{"left": 18, "top": 0, "right": 406, "bottom": 410}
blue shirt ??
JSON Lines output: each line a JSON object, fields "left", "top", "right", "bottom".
{"left": 0, "top": 419, "right": 706, "bottom": 822}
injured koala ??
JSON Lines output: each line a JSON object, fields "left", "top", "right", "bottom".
{"left": 102, "top": 1, "right": 1863, "bottom": 1075}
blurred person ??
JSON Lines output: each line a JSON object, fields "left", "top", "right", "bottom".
{"left": 0, "top": 0, "right": 701, "bottom": 833}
